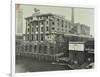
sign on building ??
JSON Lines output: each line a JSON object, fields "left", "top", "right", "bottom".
{"left": 69, "top": 42, "right": 84, "bottom": 51}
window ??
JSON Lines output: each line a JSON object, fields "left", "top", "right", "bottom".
{"left": 52, "top": 27, "right": 55, "bottom": 30}
{"left": 37, "top": 17, "right": 39, "bottom": 20}
{"left": 32, "top": 28, "right": 34, "bottom": 32}
{"left": 27, "top": 34, "right": 29, "bottom": 40}
{"left": 46, "top": 26, "right": 49, "bottom": 31}
{"left": 62, "top": 24, "right": 64, "bottom": 27}
{"left": 52, "top": 22, "right": 54, "bottom": 25}
{"left": 47, "top": 21, "right": 48, "bottom": 24}
{"left": 34, "top": 45, "right": 37, "bottom": 52}
{"left": 36, "top": 34, "right": 38, "bottom": 40}
{"left": 40, "top": 16, "right": 42, "bottom": 19}
{"left": 57, "top": 19, "right": 59, "bottom": 26}
{"left": 65, "top": 25, "right": 67, "bottom": 28}
{"left": 50, "top": 46, "right": 54, "bottom": 54}
{"left": 26, "top": 22, "right": 27, "bottom": 26}
{"left": 46, "top": 16, "right": 48, "bottom": 19}
{"left": 39, "top": 45, "right": 41, "bottom": 53}
{"left": 28, "top": 18, "right": 29, "bottom": 22}
{"left": 62, "top": 20, "right": 64, "bottom": 27}
{"left": 29, "top": 45, "right": 32, "bottom": 52}
{"left": 41, "top": 27, "right": 44, "bottom": 32}
{"left": 57, "top": 19, "right": 59, "bottom": 21}
{"left": 62, "top": 20, "right": 64, "bottom": 23}
{"left": 25, "top": 45, "right": 28, "bottom": 51}
{"left": 36, "top": 27, "right": 38, "bottom": 32}
{"left": 31, "top": 17, "right": 33, "bottom": 20}
{"left": 39, "top": 17, "right": 41, "bottom": 19}
{"left": 41, "top": 34, "right": 43, "bottom": 41}
{"left": 28, "top": 23, "right": 30, "bottom": 26}
{"left": 69, "top": 22, "right": 71, "bottom": 28}
{"left": 28, "top": 28, "right": 29, "bottom": 32}
{"left": 32, "top": 34, "right": 34, "bottom": 40}
{"left": 44, "top": 46, "right": 47, "bottom": 53}
{"left": 41, "top": 22, "right": 44, "bottom": 25}
{"left": 57, "top": 23, "right": 59, "bottom": 26}
{"left": 35, "top": 22, "right": 38, "bottom": 25}
{"left": 62, "top": 29, "right": 64, "bottom": 31}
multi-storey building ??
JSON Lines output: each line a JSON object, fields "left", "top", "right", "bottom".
{"left": 16, "top": 10, "right": 92, "bottom": 61}
{"left": 24, "top": 13, "right": 69, "bottom": 60}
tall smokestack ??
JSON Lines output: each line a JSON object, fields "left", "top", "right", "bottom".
{"left": 16, "top": 4, "right": 23, "bottom": 35}
{"left": 71, "top": 8, "right": 74, "bottom": 26}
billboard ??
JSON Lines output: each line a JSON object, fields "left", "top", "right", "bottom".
{"left": 69, "top": 42, "right": 84, "bottom": 51}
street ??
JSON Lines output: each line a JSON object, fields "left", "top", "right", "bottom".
{"left": 15, "top": 56, "right": 71, "bottom": 73}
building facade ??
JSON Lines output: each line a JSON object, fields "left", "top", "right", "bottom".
{"left": 16, "top": 11, "right": 91, "bottom": 61}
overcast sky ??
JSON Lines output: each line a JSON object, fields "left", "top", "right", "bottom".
{"left": 19, "top": 4, "right": 94, "bottom": 36}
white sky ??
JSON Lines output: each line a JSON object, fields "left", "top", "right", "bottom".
{"left": 20, "top": 4, "right": 94, "bottom": 36}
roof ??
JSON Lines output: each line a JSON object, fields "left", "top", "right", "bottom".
{"left": 25, "top": 13, "right": 65, "bottom": 19}
{"left": 64, "top": 33, "right": 93, "bottom": 39}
